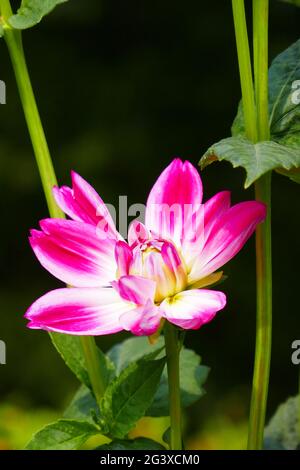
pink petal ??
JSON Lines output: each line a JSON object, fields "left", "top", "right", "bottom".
{"left": 111, "top": 275, "right": 156, "bottom": 304}
{"left": 25, "top": 287, "right": 132, "bottom": 335}
{"left": 128, "top": 220, "right": 150, "bottom": 247}
{"left": 119, "top": 300, "right": 162, "bottom": 336}
{"left": 115, "top": 241, "right": 133, "bottom": 277}
{"left": 145, "top": 159, "right": 203, "bottom": 246}
{"left": 161, "top": 288, "right": 226, "bottom": 329}
{"left": 53, "top": 171, "right": 121, "bottom": 240}
{"left": 30, "top": 219, "right": 117, "bottom": 287}
{"left": 181, "top": 191, "right": 231, "bottom": 269}
{"left": 189, "top": 201, "right": 267, "bottom": 282}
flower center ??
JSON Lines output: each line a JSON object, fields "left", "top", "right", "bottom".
{"left": 130, "top": 240, "right": 187, "bottom": 303}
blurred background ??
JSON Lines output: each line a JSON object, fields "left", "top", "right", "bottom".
{"left": 0, "top": 0, "right": 299, "bottom": 449}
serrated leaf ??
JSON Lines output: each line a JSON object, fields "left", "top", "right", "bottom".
{"left": 108, "top": 336, "right": 209, "bottom": 417}
{"left": 8, "top": 0, "right": 68, "bottom": 30}
{"left": 276, "top": 166, "right": 300, "bottom": 183}
{"left": 64, "top": 385, "right": 98, "bottom": 423}
{"left": 200, "top": 136, "right": 300, "bottom": 188}
{"left": 96, "top": 438, "right": 166, "bottom": 450}
{"left": 232, "top": 39, "right": 300, "bottom": 148}
{"left": 100, "top": 355, "right": 166, "bottom": 439}
{"left": 50, "top": 333, "right": 115, "bottom": 392}
{"left": 264, "top": 395, "right": 300, "bottom": 450}
{"left": 26, "top": 419, "right": 99, "bottom": 450}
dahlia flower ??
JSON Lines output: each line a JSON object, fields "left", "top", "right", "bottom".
{"left": 25, "top": 159, "right": 266, "bottom": 335}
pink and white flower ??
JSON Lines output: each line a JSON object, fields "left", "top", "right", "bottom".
{"left": 25, "top": 159, "right": 266, "bottom": 336}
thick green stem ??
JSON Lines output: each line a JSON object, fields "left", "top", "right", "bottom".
{"left": 80, "top": 336, "right": 106, "bottom": 406}
{"left": 231, "top": 0, "right": 257, "bottom": 142}
{"left": 249, "top": 174, "right": 272, "bottom": 449}
{"left": 232, "top": 0, "right": 272, "bottom": 450}
{"left": 164, "top": 322, "right": 182, "bottom": 450}
{"left": 0, "top": 0, "right": 106, "bottom": 404}
{"left": 248, "top": 0, "right": 272, "bottom": 450}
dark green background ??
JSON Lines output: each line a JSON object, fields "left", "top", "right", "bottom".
{"left": 0, "top": 0, "right": 299, "bottom": 439}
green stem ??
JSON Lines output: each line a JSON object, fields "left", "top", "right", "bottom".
{"left": 248, "top": 0, "right": 272, "bottom": 450}
{"left": 80, "top": 336, "right": 106, "bottom": 406}
{"left": 231, "top": 0, "right": 257, "bottom": 142}
{"left": 164, "top": 322, "right": 182, "bottom": 450}
{"left": 253, "top": 0, "right": 270, "bottom": 141}
{"left": 0, "top": 0, "right": 106, "bottom": 404}
{"left": 0, "top": 0, "right": 62, "bottom": 218}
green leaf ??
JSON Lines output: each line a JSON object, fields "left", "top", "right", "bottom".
{"left": 108, "top": 336, "right": 165, "bottom": 374}
{"left": 8, "top": 0, "right": 68, "bottom": 30}
{"left": 232, "top": 39, "right": 300, "bottom": 148}
{"left": 100, "top": 355, "right": 166, "bottom": 439}
{"left": 108, "top": 336, "right": 209, "bottom": 417}
{"left": 149, "top": 348, "right": 209, "bottom": 417}
{"left": 96, "top": 438, "right": 166, "bottom": 450}
{"left": 264, "top": 395, "right": 300, "bottom": 450}
{"left": 50, "top": 333, "right": 115, "bottom": 392}
{"left": 64, "top": 385, "right": 98, "bottom": 423}
{"left": 200, "top": 136, "right": 300, "bottom": 188}
{"left": 276, "top": 166, "right": 300, "bottom": 183}
{"left": 268, "top": 39, "right": 300, "bottom": 146}
{"left": 0, "top": 25, "right": 3, "bottom": 37}
{"left": 26, "top": 419, "right": 99, "bottom": 450}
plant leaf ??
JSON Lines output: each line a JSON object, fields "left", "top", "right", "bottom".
{"left": 64, "top": 385, "right": 98, "bottom": 423}
{"left": 100, "top": 355, "right": 166, "bottom": 439}
{"left": 26, "top": 419, "right": 99, "bottom": 450}
{"left": 149, "top": 348, "right": 209, "bottom": 417}
{"left": 200, "top": 136, "right": 300, "bottom": 188}
{"left": 50, "top": 333, "right": 115, "bottom": 392}
{"left": 108, "top": 336, "right": 209, "bottom": 417}
{"left": 268, "top": 39, "right": 300, "bottom": 146}
{"left": 9, "top": 0, "right": 68, "bottom": 29}
{"left": 232, "top": 39, "right": 300, "bottom": 147}
{"left": 264, "top": 395, "right": 300, "bottom": 450}
{"left": 96, "top": 438, "right": 166, "bottom": 450}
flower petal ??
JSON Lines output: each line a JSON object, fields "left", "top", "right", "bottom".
{"left": 111, "top": 275, "right": 156, "bottom": 304}
{"left": 25, "top": 287, "right": 132, "bottom": 335}
{"left": 161, "top": 289, "right": 226, "bottom": 329}
{"left": 115, "top": 241, "right": 133, "bottom": 277}
{"left": 145, "top": 159, "right": 203, "bottom": 246}
{"left": 188, "top": 201, "right": 267, "bottom": 283}
{"left": 128, "top": 220, "right": 150, "bottom": 247}
{"left": 53, "top": 171, "right": 121, "bottom": 240}
{"left": 119, "top": 300, "right": 162, "bottom": 336}
{"left": 181, "top": 191, "right": 231, "bottom": 269}
{"left": 30, "top": 219, "right": 117, "bottom": 287}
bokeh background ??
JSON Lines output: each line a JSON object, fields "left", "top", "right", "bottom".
{"left": 0, "top": 0, "right": 299, "bottom": 449}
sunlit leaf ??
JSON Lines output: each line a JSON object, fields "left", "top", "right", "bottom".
{"left": 200, "top": 136, "right": 300, "bottom": 188}
{"left": 100, "top": 355, "right": 166, "bottom": 439}
{"left": 26, "top": 419, "right": 99, "bottom": 450}
{"left": 9, "top": 0, "right": 68, "bottom": 29}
